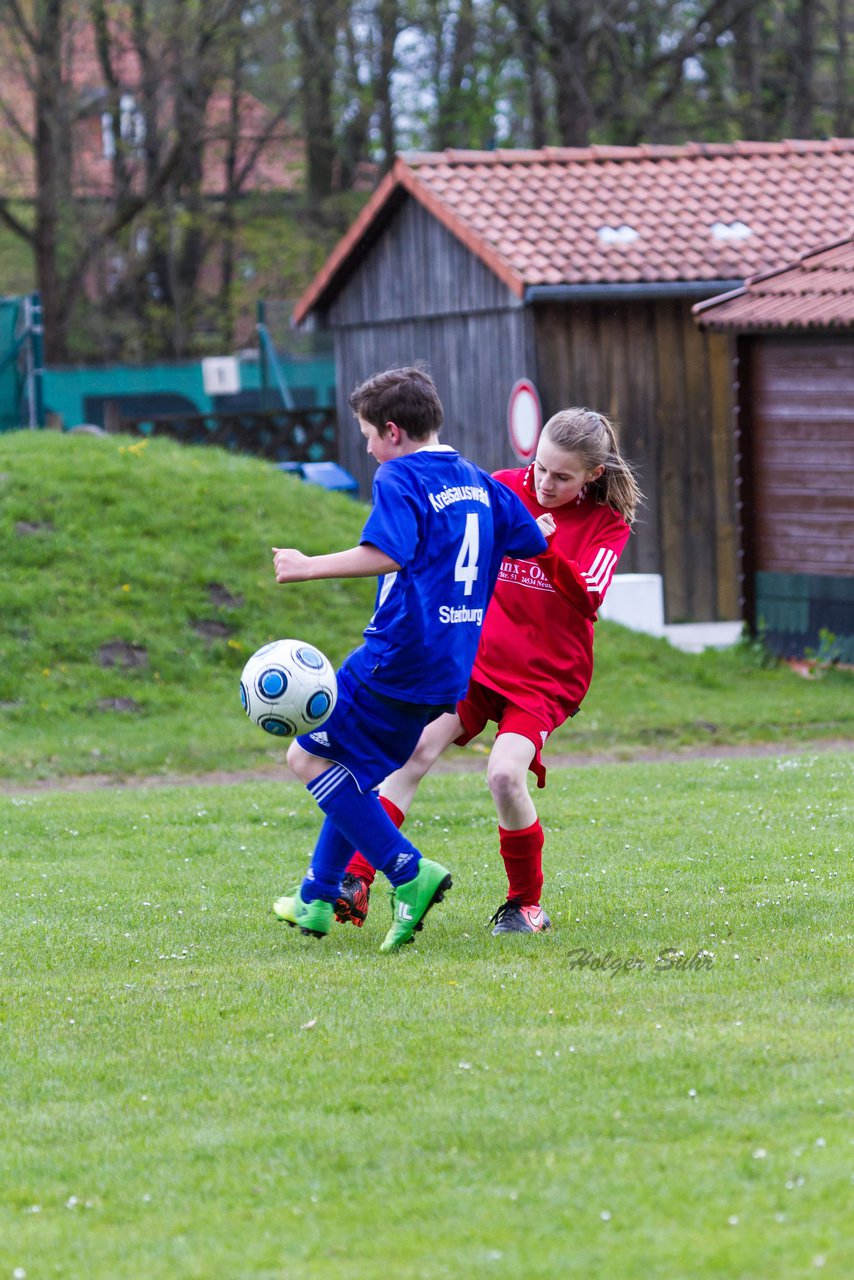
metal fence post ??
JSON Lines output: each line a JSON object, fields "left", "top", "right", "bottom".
{"left": 257, "top": 299, "right": 268, "bottom": 411}
{"left": 24, "top": 292, "right": 45, "bottom": 428}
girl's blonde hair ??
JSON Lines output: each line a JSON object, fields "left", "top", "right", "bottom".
{"left": 541, "top": 407, "right": 642, "bottom": 525}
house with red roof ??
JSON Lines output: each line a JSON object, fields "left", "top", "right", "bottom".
{"left": 293, "top": 140, "right": 854, "bottom": 624}
{"left": 694, "top": 237, "right": 854, "bottom": 659}
{"left": 0, "top": 18, "right": 302, "bottom": 202}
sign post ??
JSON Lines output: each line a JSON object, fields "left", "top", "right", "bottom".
{"left": 507, "top": 379, "right": 541, "bottom": 462}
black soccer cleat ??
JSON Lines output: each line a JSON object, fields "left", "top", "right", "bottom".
{"left": 489, "top": 899, "right": 552, "bottom": 935}
{"left": 334, "top": 873, "right": 371, "bottom": 927}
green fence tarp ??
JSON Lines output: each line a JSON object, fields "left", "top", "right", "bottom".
{"left": 0, "top": 296, "right": 24, "bottom": 432}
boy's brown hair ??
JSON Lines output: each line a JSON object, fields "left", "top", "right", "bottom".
{"left": 349, "top": 366, "right": 443, "bottom": 440}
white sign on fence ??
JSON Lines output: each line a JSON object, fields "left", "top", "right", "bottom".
{"left": 202, "top": 357, "right": 240, "bottom": 396}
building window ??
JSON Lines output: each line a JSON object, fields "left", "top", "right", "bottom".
{"left": 101, "top": 94, "right": 146, "bottom": 160}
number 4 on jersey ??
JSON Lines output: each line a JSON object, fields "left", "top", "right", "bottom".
{"left": 455, "top": 512, "right": 480, "bottom": 596}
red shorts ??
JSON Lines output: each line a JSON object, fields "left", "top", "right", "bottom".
{"left": 454, "top": 680, "right": 551, "bottom": 789}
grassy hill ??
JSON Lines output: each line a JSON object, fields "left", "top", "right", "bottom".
{"left": 1, "top": 429, "right": 852, "bottom": 783}
{"left": 0, "top": 430, "right": 374, "bottom": 780}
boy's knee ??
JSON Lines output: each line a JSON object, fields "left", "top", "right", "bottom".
{"left": 286, "top": 740, "right": 312, "bottom": 782}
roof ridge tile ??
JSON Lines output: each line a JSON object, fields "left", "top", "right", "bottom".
{"left": 403, "top": 139, "right": 854, "bottom": 170}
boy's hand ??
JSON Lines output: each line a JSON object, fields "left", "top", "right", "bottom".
{"left": 272, "top": 543, "right": 400, "bottom": 582}
{"left": 536, "top": 513, "right": 556, "bottom": 538}
{"left": 272, "top": 547, "right": 313, "bottom": 582}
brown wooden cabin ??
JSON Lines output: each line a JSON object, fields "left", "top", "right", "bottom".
{"left": 293, "top": 141, "right": 854, "bottom": 624}
{"left": 694, "top": 236, "right": 854, "bottom": 661}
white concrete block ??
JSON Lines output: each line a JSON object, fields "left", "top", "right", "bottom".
{"left": 599, "top": 574, "right": 666, "bottom": 636}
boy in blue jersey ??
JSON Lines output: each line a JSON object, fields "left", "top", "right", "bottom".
{"left": 271, "top": 366, "right": 546, "bottom": 952}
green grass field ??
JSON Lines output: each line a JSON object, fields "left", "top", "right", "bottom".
{"left": 2, "top": 753, "right": 851, "bottom": 1279}
{"left": 2, "top": 428, "right": 852, "bottom": 1277}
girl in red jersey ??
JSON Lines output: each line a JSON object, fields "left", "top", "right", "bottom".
{"left": 336, "top": 407, "right": 642, "bottom": 934}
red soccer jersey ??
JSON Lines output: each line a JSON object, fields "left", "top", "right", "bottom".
{"left": 470, "top": 465, "right": 631, "bottom": 727}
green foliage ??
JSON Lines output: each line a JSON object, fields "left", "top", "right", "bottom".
{"left": 804, "top": 629, "right": 844, "bottom": 671}
{"left": 233, "top": 193, "right": 366, "bottom": 320}
{"left": 0, "top": 429, "right": 852, "bottom": 783}
{"left": 1, "top": 752, "right": 851, "bottom": 1276}
{"left": 0, "top": 205, "right": 36, "bottom": 294}
{"left": 53, "top": 193, "right": 368, "bottom": 362}
{"left": 733, "top": 619, "right": 780, "bottom": 671}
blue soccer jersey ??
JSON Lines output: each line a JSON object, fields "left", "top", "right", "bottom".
{"left": 344, "top": 447, "right": 546, "bottom": 704}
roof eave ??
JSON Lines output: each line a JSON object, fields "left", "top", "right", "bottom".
{"left": 292, "top": 155, "right": 528, "bottom": 326}
{"left": 695, "top": 316, "right": 854, "bottom": 333}
{"left": 528, "top": 280, "right": 743, "bottom": 304}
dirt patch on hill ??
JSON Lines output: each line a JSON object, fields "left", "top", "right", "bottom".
{"left": 1, "top": 738, "right": 851, "bottom": 796}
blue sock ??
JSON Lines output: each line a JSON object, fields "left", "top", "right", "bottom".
{"left": 305, "top": 764, "right": 421, "bottom": 893}
{"left": 299, "top": 815, "right": 352, "bottom": 903}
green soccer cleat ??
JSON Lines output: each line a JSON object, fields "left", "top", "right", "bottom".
{"left": 273, "top": 886, "right": 333, "bottom": 937}
{"left": 380, "top": 858, "right": 453, "bottom": 953}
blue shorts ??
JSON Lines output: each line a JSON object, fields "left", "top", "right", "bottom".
{"left": 295, "top": 661, "right": 449, "bottom": 793}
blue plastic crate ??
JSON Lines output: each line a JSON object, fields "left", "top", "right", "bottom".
{"left": 277, "top": 460, "right": 358, "bottom": 496}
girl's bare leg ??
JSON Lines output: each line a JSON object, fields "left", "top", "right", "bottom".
{"left": 381, "top": 711, "right": 464, "bottom": 814}
{"left": 486, "top": 732, "right": 537, "bottom": 829}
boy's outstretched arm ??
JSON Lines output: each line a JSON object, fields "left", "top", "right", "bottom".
{"left": 272, "top": 542, "right": 401, "bottom": 583}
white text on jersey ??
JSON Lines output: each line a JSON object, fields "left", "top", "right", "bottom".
{"left": 428, "top": 484, "right": 490, "bottom": 513}
{"left": 439, "top": 604, "right": 484, "bottom": 624}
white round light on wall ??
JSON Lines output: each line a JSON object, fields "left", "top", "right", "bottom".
{"left": 507, "top": 379, "right": 542, "bottom": 462}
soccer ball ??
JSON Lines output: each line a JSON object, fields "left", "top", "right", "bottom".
{"left": 239, "top": 639, "right": 337, "bottom": 737}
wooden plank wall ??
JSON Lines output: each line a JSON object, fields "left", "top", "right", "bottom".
{"left": 329, "top": 198, "right": 517, "bottom": 325}
{"left": 326, "top": 198, "right": 537, "bottom": 495}
{"left": 332, "top": 310, "right": 537, "bottom": 494}
{"left": 749, "top": 338, "right": 854, "bottom": 577}
{"left": 327, "top": 199, "right": 540, "bottom": 494}
{"left": 533, "top": 299, "right": 739, "bottom": 622}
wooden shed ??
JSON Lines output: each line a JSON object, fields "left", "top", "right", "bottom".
{"left": 293, "top": 140, "right": 854, "bottom": 624}
{"left": 694, "top": 235, "right": 854, "bottom": 661}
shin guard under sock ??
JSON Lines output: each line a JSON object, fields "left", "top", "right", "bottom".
{"left": 307, "top": 767, "right": 420, "bottom": 890}
{"left": 498, "top": 819, "right": 545, "bottom": 906}
{"left": 300, "top": 815, "right": 353, "bottom": 903}
{"left": 346, "top": 795, "right": 405, "bottom": 886}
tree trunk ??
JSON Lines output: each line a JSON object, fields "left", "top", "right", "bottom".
{"left": 33, "top": 0, "right": 72, "bottom": 362}
{"left": 835, "top": 0, "right": 851, "bottom": 134}
{"left": 218, "top": 45, "right": 242, "bottom": 349}
{"left": 296, "top": 0, "right": 339, "bottom": 206}
{"left": 503, "top": 0, "right": 549, "bottom": 146}
{"left": 545, "top": 1, "right": 595, "bottom": 145}
{"left": 731, "top": 7, "right": 766, "bottom": 139}
{"left": 790, "top": 0, "right": 818, "bottom": 136}
{"left": 377, "top": 0, "right": 399, "bottom": 168}
{"left": 436, "top": 0, "right": 477, "bottom": 149}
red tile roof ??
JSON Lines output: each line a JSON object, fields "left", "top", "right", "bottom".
{"left": 693, "top": 236, "right": 854, "bottom": 331}
{"left": 293, "top": 140, "right": 854, "bottom": 324}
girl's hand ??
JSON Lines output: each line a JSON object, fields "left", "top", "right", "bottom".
{"left": 536, "top": 512, "right": 556, "bottom": 538}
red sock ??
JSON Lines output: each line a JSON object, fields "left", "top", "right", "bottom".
{"left": 498, "top": 819, "right": 544, "bottom": 906}
{"left": 345, "top": 795, "right": 405, "bottom": 886}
